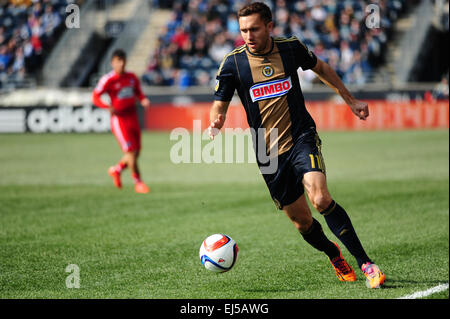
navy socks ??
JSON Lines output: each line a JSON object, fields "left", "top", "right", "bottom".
{"left": 321, "top": 200, "right": 372, "bottom": 268}
{"left": 300, "top": 218, "right": 340, "bottom": 260}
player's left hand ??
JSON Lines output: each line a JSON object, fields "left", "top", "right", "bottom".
{"left": 349, "top": 100, "right": 369, "bottom": 120}
{"left": 141, "top": 98, "right": 151, "bottom": 108}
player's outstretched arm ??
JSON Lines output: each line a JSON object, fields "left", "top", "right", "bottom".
{"left": 208, "top": 100, "right": 230, "bottom": 139}
{"left": 311, "top": 58, "right": 369, "bottom": 120}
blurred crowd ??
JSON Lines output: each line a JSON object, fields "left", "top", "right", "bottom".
{"left": 0, "top": 0, "right": 79, "bottom": 89}
{"left": 433, "top": 0, "right": 449, "bottom": 30}
{"left": 143, "top": 0, "right": 407, "bottom": 88}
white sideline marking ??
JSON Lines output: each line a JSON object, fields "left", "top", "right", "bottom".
{"left": 398, "top": 283, "right": 449, "bottom": 299}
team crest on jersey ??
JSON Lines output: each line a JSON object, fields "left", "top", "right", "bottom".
{"left": 117, "top": 86, "right": 134, "bottom": 99}
{"left": 215, "top": 79, "right": 219, "bottom": 92}
{"left": 262, "top": 65, "right": 274, "bottom": 77}
{"left": 249, "top": 76, "right": 292, "bottom": 102}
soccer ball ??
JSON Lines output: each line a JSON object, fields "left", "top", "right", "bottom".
{"left": 199, "top": 234, "right": 239, "bottom": 273}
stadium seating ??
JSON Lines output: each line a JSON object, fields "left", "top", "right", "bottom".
{"left": 142, "top": 0, "right": 410, "bottom": 88}
{"left": 0, "top": 0, "right": 82, "bottom": 91}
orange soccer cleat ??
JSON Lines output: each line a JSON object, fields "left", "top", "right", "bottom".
{"left": 134, "top": 181, "right": 150, "bottom": 194}
{"left": 362, "top": 262, "right": 386, "bottom": 288}
{"left": 329, "top": 242, "right": 357, "bottom": 282}
{"left": 108, "top": 166, "right": 122, "bottom": 189}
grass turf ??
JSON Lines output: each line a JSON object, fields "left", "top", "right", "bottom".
{"left": 0, "top": 130, "right": 448, "bottom": 299}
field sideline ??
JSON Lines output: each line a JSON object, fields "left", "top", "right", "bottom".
{"left": 0, "top": 130, "right": 448, "bottom": 299}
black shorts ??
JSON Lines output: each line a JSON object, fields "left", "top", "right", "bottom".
{"left": 260, "top": 128, "right": 326, "bottom": 210}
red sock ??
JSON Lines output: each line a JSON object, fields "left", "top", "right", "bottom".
{"left": 132, "top": 172, "right": 141, "bottom": 184}
{"left": 115, "top": 162, "right": 127, "bottom": 173}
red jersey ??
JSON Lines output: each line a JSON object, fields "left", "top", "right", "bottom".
{"left": 92, "top": 71, "right": 146, "bottom": 115}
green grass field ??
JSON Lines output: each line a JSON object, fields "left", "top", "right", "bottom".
{"left": 0, "top": 130, "right": 448, "bottom": 299}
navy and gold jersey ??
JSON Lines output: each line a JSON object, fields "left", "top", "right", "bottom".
{"left": 214, "top": 36, "right": 318, "bottom": 155}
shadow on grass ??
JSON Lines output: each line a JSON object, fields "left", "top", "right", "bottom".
{"left": 377, "top": 278, "right": 448, "bottom": 289}
{"left": 242, "top": 288, "right": 303, "bottom": 293}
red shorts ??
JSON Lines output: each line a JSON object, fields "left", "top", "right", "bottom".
{"left": 110, "top": 114, "right": 141, "bottom": 152}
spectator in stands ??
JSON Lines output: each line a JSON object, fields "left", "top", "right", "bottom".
{"left": 12, "top": 46, "right": 25, "bottom": 76}
{"left": 311, "top": 2, "right": 327, "bottom": 23}
{"left": 41, "top": 4, "right": 62, "bottom": 46}
{"left": 209, "top": 33, "right": 233, "bottom": 64}
{"left": 339, "top": 40, "right": 354, "bottom": 75}
{"left": 0, "top": 26, "right": 5, "bottom": 46}
{"left": 226, "top": 13, "right": 240, "bottom": 36}
{"left": 432, "top": 75, "right": 449, "bottom": 99}
{"left": 0, "top": 44, "right": 12, "bottom": 72}
{"left": 313, "top": 41, "right": 328, "bottom": 63}
{"left": 344, "top": 50, "right": 371, "bottom": 85}
{"left": 172, "top": 25, "right": 190, "bottom": 49}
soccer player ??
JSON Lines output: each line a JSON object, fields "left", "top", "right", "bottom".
{"left": 92, "top": 49, "right": 151, "bottom": 194}
{"left": 209, "top": 2, "right": 385, "bottom": 288}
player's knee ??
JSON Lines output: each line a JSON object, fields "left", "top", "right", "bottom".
{"left": 294, "top": 218, "right": 313, "bottom": 233}
{"left": 297, "top": 218, "right": 313, "bottom": 233}
{"left": 311, "top": 194, "right": 333, "bottom": 212}
{"left": 126, "top": 150, "right": 139, "bottom": 159}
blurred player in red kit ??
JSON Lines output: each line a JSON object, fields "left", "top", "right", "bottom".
{"left": 92, "top": 49, "right": 151, "bottom": 194}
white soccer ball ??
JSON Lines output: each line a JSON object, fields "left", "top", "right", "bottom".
{"left": 199, "top": 234, "right": 239, "bottom": 273}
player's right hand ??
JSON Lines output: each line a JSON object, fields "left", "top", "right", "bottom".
{"left": 349, "top": 100, "right": 369, "bottom": 120}
{"left": 208, "top": 114, "right": 225, "bottom": 140}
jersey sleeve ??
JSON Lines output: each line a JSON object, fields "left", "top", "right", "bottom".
{"left": 132, "top": 73, "right": 146, "bottom": 101}
{"left": 93, "top": 74, "right": 110, "bottom": 95}
{"left": 214, "top": 54, "right": 236, "bottom": 102}
{"left": 292, "top": 36, "right": 317, "bottom": 71}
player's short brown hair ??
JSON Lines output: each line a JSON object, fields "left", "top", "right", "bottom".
{"left": 238, "top": 2, "right": 272, "bottom": 24}
{"left": 112, "top": 49, "right": 126, "bottom": 61}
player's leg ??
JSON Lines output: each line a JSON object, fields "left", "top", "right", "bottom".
{"left": 283, "top": 194, "right": 356, "bottom": 282}
{"left": 261, "top": 146, "right": 339, "bottom": 258}
{"left": 291, "top": 129, "right": 373, "bottom": 268}
{"left": 288, "top": 130, "right": 359, "bottom": 281}
{"left": 112, "top": 115, "right": 149, "bottom": 193}
{"left": 298, "top": 130, "right": 385, "bottom": 287}
{"left": 303, "top": 171, "right": 385, "bottom": 288}
{"left": 109, "top": 115, "right": 130, "bottom": 188}
{"left": 283, "top": 194, "right": 339, "bottom": 258}
{"left": 303, "top": 171, "right": 372, "bottom": 268}
{"left": 262, "top": 148, "right": 354, "bottom": 282}
{"left": 128, "top": 128, "right": 150, "bottom": 194}
{"left": 111, "top": 152, "right": 128, "bottom": 177}
{"left": 128, "top": 149, "right": 142, "bottom": 183}
{"left": 108, "top": 161, "right": 126, "bottom": 189}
